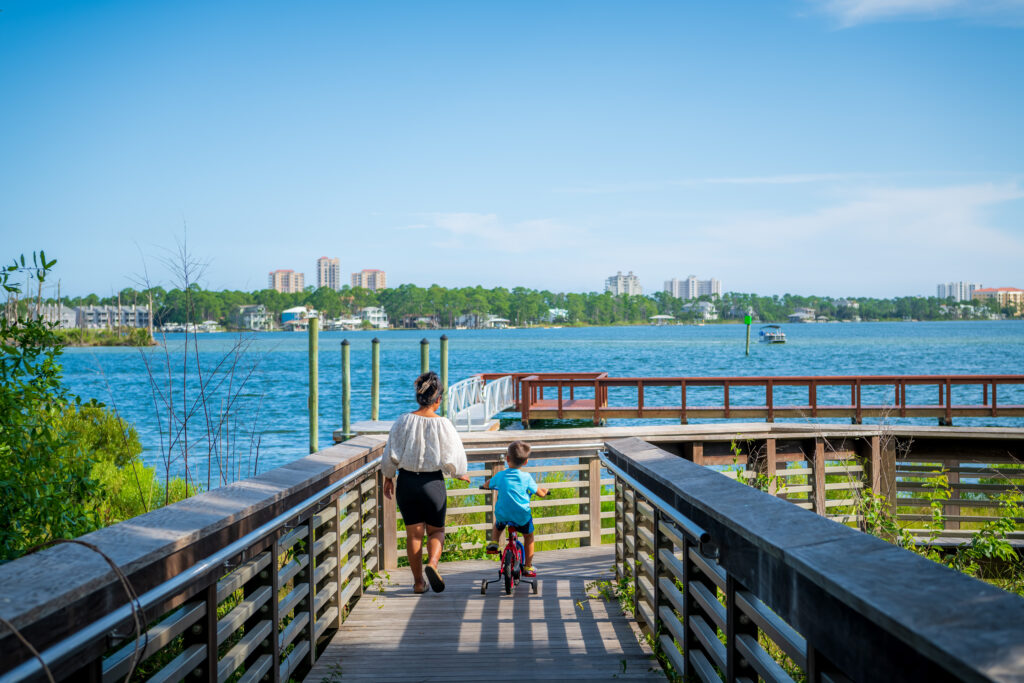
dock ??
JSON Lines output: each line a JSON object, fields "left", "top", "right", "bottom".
{"left": 304, "top": 546, "right": 663, "bottom": 682}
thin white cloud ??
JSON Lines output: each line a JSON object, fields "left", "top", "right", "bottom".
{"left": 422, "top": 212, "right": 586, "bottom": 253}
{"left": 662, "top": 181, "right": 1024, "bottom": 294}
{"left": 556, "top": 173, "right": 858, "bottom": 195}
{"left": 808, "top": 0, "right": 1024, "bottom": 27}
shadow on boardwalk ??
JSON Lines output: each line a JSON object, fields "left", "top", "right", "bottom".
{"left": 306, "top": 546, "right": 665, "bottom": 682}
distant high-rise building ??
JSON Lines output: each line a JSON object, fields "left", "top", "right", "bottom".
{"left": 351, "top": 269, "right": 387, "bottom": 291}
{"left": 937, "top": 281, "right": 982, "bottom": 302}
{"left": 268, "top": 269, "right": 305, "bottom": 293}
{"left": 664, "top": 276, "right": 721, "bottom": 299}
{"left": 317, "top": 257, "right": 341, "bottom": 291}
{"left": 605, "top": 271, "right": 642, "bottom": 296}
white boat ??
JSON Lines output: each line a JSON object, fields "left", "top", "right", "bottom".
{"left": 759, "top": 325, "right": 786, "bottom": 344}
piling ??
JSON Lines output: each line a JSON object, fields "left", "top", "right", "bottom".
{"left": 420, "top": 338, "right": 429, "bottom": 374}
{"left": 341, "top": 339, "right": 350, "bottom": 439}
{"left": 744, "top": 314, "right": 752, "bottom": 356}
{"left": 440, "top": 334, "right": 449, "bottom": 417}
{"left": 371, "top": 337, "right": 380, "bottom": 421}
{"left": 308, "top": 316, "right": 319, "bottom": 453}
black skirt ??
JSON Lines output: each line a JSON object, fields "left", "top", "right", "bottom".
{"left": 395, "top": 469, "right": 447, "bottom": 528}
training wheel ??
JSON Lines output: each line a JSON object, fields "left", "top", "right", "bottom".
{"left": 480, "top": 581, "right": 487, "bottom": 594}
{"left": 532, "top": 581, "right": 538, "bottom": 594}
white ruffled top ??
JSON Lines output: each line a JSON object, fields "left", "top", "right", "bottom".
{"left": 381, "top": 412, "right": 468, "bottom": 479}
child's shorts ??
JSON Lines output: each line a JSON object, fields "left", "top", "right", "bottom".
{"left": 496, "top": 518, "right": 534, "bottom": 534}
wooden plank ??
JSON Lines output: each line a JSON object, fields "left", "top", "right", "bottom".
{"left": 304, "top": 546, "right": 663, "bottom": 682}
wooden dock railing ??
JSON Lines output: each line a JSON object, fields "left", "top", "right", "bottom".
{"left": 1, "top": 424, "right": 1023, "bottom": 681}
{"left": 479, "top": 372, "right": 1024, "bottom": 425}
{"left": 604, "top": 436, "right": 1024, "bottom": 682}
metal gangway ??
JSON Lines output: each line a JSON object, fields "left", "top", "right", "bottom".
{"left": 446, "top": 374, "right": 515, "bottom": 431}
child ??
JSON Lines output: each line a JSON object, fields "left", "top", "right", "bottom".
{"left": 482, "top": 440, "right": 549, "bottom": 577}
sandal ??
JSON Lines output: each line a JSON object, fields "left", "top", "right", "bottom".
{"left": 424, "top": 565, "right": 445, "bottom": 593}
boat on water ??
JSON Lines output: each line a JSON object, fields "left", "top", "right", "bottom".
{"left": 759, "top": 325, "right": 786, "bottom": 344}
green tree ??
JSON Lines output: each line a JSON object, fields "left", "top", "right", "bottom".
{"left": 0, "top": 253, "right": 101, "bottom": 561}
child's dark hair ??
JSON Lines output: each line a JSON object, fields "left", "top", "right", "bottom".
{"left": 507, "top": 440, "right": 531, "bottom": 467}
{"left": 414, "top": 371, "right": 443, "bottom": 407}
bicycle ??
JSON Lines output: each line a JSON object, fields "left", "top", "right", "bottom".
{"left": 480, "top": 527, "right": 538, "bottom": 595}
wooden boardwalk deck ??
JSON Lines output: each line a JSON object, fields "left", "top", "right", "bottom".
{"left": 304, "top": 546, "right": 665, "bottom": 682}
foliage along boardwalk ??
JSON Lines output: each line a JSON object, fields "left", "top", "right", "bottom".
{"left": 304, "top": 546, "right": 664, "bottom": 682}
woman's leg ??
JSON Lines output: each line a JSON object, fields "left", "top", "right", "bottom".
{"left": 406, "top": 522, "right": 427, "bottom": 590}
{"left": 425, "top": 524, "right": 445, "bottom": 568}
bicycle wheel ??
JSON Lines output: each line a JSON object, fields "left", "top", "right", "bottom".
{"left": 502, "top": 550, "right": 514, "bottom": 595}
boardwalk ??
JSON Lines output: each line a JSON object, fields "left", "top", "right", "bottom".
{"left": 305, "top": 546, "right": 665, "bottom": 682}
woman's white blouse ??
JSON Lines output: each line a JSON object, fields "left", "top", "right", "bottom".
{"left": 381, "top": 412, "right": 468, "bottom": 479}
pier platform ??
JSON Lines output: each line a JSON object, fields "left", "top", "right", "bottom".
{"left": 304, "top": 546, "right": 663, "bottom": 682}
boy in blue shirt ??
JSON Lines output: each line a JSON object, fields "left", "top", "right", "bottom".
{"left": 483, "top": 440, "right": 548, "bottom": 577}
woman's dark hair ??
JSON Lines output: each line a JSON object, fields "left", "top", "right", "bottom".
{"left": 414, "top": 371, "right": 443, "bottom": 407}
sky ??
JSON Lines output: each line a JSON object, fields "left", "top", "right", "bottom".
{"left": 1, "top": 0, "right": 1023, "bottom": 299}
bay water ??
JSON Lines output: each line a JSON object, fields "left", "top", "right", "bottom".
{"left": 59, "top": 321, "right": 1024, "bottom": 485}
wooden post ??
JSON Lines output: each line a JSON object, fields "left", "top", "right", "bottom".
{"left": 440, "top": 334, "right": 449, "bottom": 417}
{"left": 378, "top": 470, "right": 398, "bottom": 570}
{"left": 726, "top": 575, "right": 758, "bottom": 682}
{"left": 183, "top": 583, "right": 217, "bottom": 681}
{"left": 587, "top": 457, "right": 603, "bottom": 546}
{"left": 762, "top": 438, "right": 779, "bottom": 496}
{"left": 420, "top": 337, "right": 429, "bottom": 374}
{"left": 812, "top": 437, "right": 827, "bottom": 516}
{"left": 745, "top": 317, "right": 751, "bottom": 356}
{"left": 946, "top": 459, "right": 960, "bottom": 531}
{"left": 341, "top": 340, "right": 351, "bottom": 440}
{"left": 309, "top": 316, "right": 319, "bottom": 454}
{"left": 305, "top": 514, "right": 317, "bottom": 669}
{"left": 614, "top": 481, "right": 624, "bottom": 582}
{"left": 371, "top": 337, "right": 380, "bottom": 421}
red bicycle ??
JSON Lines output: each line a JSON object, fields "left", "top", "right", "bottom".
{"left": 480, "top": 527, "right": 538, "bottom": 595}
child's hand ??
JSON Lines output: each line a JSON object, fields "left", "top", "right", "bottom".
{"left": 536, "top": 487, "right": 549, "bottom": 497}
{"left": 481, "top": 478, "right": 491, "bottom": 490}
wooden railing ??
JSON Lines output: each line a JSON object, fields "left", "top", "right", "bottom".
{"left": 2, "top": 424, "right": 1022, "bottom": 681}
{"left": 488, "top": 372, "right": 1024, "bottom": 425}
{"left": 0, "top": 436, "right": 391, "bottom": 683}
{"left": 604, "top": 436, "right": 1024, "bottom": 682}
{"left": 441, "top": 443, "right": 616, "bottom": 549}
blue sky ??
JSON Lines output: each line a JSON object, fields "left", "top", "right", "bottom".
{"left": 2, "top": 0, "right": 1022, "bottom": 298}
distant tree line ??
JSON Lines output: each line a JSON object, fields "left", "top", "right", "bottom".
{"left": 55, "top": 284, "right": 1013, "bottom": 328}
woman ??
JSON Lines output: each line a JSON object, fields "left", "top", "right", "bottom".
{"left": 381, "top": 371, "right": 469, "bottom": 593}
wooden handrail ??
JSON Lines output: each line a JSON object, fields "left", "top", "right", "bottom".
{"left": 604, "top": 436, "right": 1024, "bottom": 682}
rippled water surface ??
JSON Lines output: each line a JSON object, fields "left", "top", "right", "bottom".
{"left": 59, "top": 322, "right": 1024, "bottom": 482}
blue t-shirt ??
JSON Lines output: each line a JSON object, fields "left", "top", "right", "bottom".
{"left": 488, "top": 468, "right": 538, "bottom": 526}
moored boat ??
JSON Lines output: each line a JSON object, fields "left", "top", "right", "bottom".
{"left": 759, "top": 325, "right": 786, "bottom": 344}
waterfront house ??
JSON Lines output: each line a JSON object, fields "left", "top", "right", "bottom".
{"left": 233, "top": 304, "right": 271, "bottom": 331}
{"left": 76, "top": 304, "right": 151, "bottom": 330}
{"left": 788, "top": 307, "right": 816, "bottom": 323}
{"left": 681, "top": 300, "right": 718, "bottom": 321}
{"left": 359, "top": 306, "right": 389, "bottom": 329}
{"left": 26, "top": 303, "right": 77, "bottom": 329}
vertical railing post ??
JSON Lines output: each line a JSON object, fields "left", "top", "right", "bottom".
{"left": 341, "top": 339, "right": 351, "bottom": 440}
{"left": 242, "top": 545, "right": 279, "bottom": 680}
{"left": 378, "top": 469, "right": 398, "bottom": 570}
{"left": 420, "top": 337, "right": 429, "bottom": 374}
{"left": 309, "top": 316, "right": 319, "bottom": 453}
{"left": 354, "top": 487, "right": 365, "bottom": 601}
{"left": 651, "top": 508, "right": 664, "bottom": 635}
{"left": 440, "top": 334, "right": 449, "bottom": 417}
{"left": 331, "top": 501, "right": 343, "bottom": 630}
{"left": 946, "top": 458, "right": 961, "bottom": 531}
{"left": 630, "top": 490, "right": 640, "bottom": 617}
{"left": 614, "top": 480, "right": 624, "bottom": 582}
{"left": 766, "top": 379, "right": 774, "bottom": 423}
{"left": 680, "top": 379, "right": 688, "bottom": 425}
{"left": 371, "top": 337, "right": 380, "bottom": 421}
{"left": 812, "top": 437, "right": 827, "bottom": 517}
{"left": 183, "top": 582, "right": 217, "bottom": 682}
{"left": 587, "top": 456, "right": 602, "bottom": 546}
{"left": 726, "top": 575, "right": 758, "bottom": 682}
{"left": 305, "top": 514, "right": 318, "bottom": 669}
